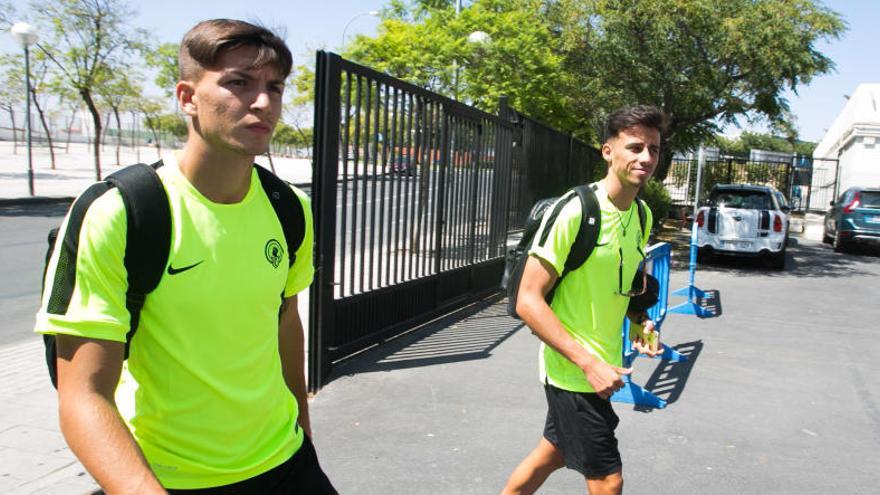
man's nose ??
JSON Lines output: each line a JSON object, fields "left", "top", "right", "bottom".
{"left": 251, "top": 89, "right": 271, "bottom": 111}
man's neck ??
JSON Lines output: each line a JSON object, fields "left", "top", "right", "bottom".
{"left": 602, "top": 173, "right": 640, "bottom": 211}
{"left": 178, "top": 140, "right": 255, "bottom": 204}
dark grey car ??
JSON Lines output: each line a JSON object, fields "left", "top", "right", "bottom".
{"left": 823, "top": 187, "right": 880, "bottom": 252}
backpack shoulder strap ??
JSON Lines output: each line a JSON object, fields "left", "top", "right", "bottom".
{"left": 563, "top": 184, "right": 601, "bottom": 273}
{"left": 635, "top": 196, "right": 647, "bottom": 240}
{"left": 105, "top": 161, "right": 170, "bottom": 349}
{"left": 254, "top": 164, "right": 305, "bottom": 267}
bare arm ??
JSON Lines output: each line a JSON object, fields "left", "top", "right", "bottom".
{"left": 516, "top": 256, "right": 630, "bottom": 399}
{"left": 55, "top": 335, "right": 166, "bottom": 494}
{"left": 278, "top": 295, "right": 311, "bottom": 438}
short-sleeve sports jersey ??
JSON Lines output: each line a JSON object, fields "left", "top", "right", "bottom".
{"left": 35, "top": 153, "right": 315, "bottom": 489}
{"left": 528, "top": 181, "right": 652, "bottom": 393}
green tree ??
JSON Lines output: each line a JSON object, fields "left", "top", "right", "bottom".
{"left": 0, "top": 53, "right": 25, "bottom": 154}
{"left": 348, "top": 0, "right": 844, "bottom": 180}
{"left": 95, "top": 67, "right": 142, "bottom": 166}
{"left": 346, "top": 0, "right": 570, "bottom": 128}
{"left": 144, "top": 42, "right": 180, "bottom": 101}
{"left": 32, "top": 0, "right": 147, "bottom": 180}
{"left": 555, "top": 0, "right": 844, "bottom": 179}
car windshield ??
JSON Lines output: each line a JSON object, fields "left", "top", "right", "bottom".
{"left": 861, "top": 191, "right": 880, "bottom": 208}
{"left": 708, "top": 189, "right": 772, "bottom": 209}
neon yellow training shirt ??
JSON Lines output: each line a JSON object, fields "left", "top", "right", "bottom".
{"left": 528, "top": 181, "right": 652, "bottom": 393}
{"left": 35, "top": 153, "right": 314, "bottom": 489}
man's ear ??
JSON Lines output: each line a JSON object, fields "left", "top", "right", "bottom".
{"left": 177, "top": 81, "right": 197, "bottom": 117}
{"left": 601, "top": 140, "right": 613, "bottom": 162}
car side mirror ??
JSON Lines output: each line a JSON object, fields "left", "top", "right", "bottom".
{"left": 829, "top": 201, "right": 835, "bottom": 206}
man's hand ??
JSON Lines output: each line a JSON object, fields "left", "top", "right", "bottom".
{"left": 629, "top": 319, "right": 662, "bottom": 357}
{"left": 583, "top": 360, "right": 631, "bottom": 400}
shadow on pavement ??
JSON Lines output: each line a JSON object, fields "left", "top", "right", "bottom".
{"left": 329, "top": 296, "right": 524, "bottom": 378}
{"left": 634, "top": 339, "right": 703, "bottom": 413}
{"left": 697, "top": 240, "right": 878, "bottom": 278}
{"left": 0, "top": 202, "right": 71, "bottom": 218}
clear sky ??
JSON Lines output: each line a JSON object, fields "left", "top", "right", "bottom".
{"left": 4, "top": 0, "right": 877, "bottom": 143}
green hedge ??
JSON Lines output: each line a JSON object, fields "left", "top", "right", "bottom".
{"left": 640, "top": 179, "right": 672, "bottom": 229}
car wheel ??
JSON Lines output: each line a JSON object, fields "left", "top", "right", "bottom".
{"left": 822, "top": 230, "right": 833, "bottom": 244}
{"left": 833, "top": 234, "right": 848, "bottom": 253}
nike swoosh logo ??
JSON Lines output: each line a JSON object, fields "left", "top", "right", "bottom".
{"left": 167, "top": 261, "right": 204, "bottom": 275}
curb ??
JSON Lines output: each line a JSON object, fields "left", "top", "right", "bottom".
{"left": 0, "top": 196, "right": 74, "bottom": 207}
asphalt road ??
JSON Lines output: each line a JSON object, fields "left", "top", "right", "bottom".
{"left": 0, "top": 202, "right": 70, "bottom": 346}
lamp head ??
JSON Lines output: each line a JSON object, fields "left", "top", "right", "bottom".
{"left": 11, "top": 22, "right": 38, "bottom": 47}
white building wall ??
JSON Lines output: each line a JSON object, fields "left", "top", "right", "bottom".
{"left": 838, "top": 136, "right": 880, "bottom": 193}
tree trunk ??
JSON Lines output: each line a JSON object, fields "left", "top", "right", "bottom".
{"left": 101, "top": 111, "right": 112, "bottom": 151}
{"left": 266, "top": 150, "right": 276, "bottom": 173}
{"left": 146, "top": 116, "right": 162, "bottom": 158}
{"left": 31, "top": 90, "right": 56, "bottom": 169}
{"left": 113, "top": 106, "right": 122, "bottom": 166}
{"left": 7, "top": 108, "right": 18, "bottom": 154}
{"left": 81, "top": 89, "right": 103, "bottom": 181}
{"left": 65, "top": 110, "right": 76, "bottom": 152}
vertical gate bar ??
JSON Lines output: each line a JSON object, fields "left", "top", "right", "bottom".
{"left": 402, "top": 93, "right": 415, "bottom": 281}
{"left": 453, "top": 116, "right": 465, "bottom": 269}
{"left": 378, "top": 83, "right": 390, "bottom": 288}
{"left": 434, "top": 103, "right": 450, "bottom": 276}
{"left": 368, "top": 80, "right": 380, "bottom": 291}
{"left": 424, "top": 101, "right": 439, "bottom": 276}
{"left": 308, "top": 51, "right": 342, "bottom": 393}
{"left": 468, "top": 121, "right": 482, "bottom": 263}
{"left": 389, "top": 87, "right": 400, "bottom": 284}
{"left": 360, "top": 78, "right": 372, "bottom": 294}
{"left": 422, "top": 100, "right": 435, "bottom": 277}
{"left": 339, "top": 71, "right": 352, "bottom": 298}
{"left": 349, "top": 75, "right": 362, "bottom": 294}
{"left": 409, "top": 96, "right": 423, "bottom": 279}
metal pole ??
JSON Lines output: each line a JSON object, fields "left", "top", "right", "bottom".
{"left": 24, "top": 44, "right": 34, "bottom": 196}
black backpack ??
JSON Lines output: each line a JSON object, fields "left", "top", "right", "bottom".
{"left": 502, "top": 184, "right": 646, "bottom": 318}
{"left": 41, "top": 161, "right": 305, "bottom": 388}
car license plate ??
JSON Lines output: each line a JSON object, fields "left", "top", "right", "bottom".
{"left": 866, "top": 215, "right": 880, "bottom": 224}
{"left": 722, "top": 240, "right": 752, "bottom": 248}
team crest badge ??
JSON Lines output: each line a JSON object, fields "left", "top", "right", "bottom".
{"left": 265, "top": 239, "right": 284, "bottom": 268}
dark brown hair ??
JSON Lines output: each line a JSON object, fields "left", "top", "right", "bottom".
{"left": 179, "top": 19, "right": 292, "bottom": 80}
{"left": 604, "top": 105, "right": 668, "bottom": 141}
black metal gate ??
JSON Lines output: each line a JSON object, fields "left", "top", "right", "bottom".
{"left": 500, "top": 99, "right": 603, "bottom": 230}
{"left": 309, "top": 52, "right": 515, "bottom": 391}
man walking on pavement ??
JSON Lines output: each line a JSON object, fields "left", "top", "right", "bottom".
{"left": 501, "top": 105, "right": 667, "bottom": 495}
{"left": 35, "top": 19, "right": 336, "bottom": 494}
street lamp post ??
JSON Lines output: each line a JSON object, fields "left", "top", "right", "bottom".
{"left": 11, "top": 22, "right": 39, "bottom": 197}
{"left": 453, "top": 30, "right": 491, "bottom": 101}
{"left": 342, "top": 11, "right": 380, "bottom": 48}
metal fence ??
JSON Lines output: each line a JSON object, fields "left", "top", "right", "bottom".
{"left": 664, "top": 157, "right": 796, "bottom": 207}
{"left": 309, "top": 52, "right": 515, "bottom": 391}
{"left": 501, "top": 99, "right": 604, "bottom": 230}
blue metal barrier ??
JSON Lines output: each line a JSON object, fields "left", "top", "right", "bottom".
{"left": 669, "top": 220, "right": 711, "bottom": 316}
{"left": 611, "top": 242, "right": 686, "bottom": 409}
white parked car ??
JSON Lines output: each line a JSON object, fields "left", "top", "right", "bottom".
{"left": 695, "top": 184, "right": 791, "bottom": 269}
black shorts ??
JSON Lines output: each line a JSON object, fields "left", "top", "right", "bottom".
{"left": 543, "top": 384, "right": 622, "bottom": 478}
{"left": 167, "top": 435, "right": 337, "bottom": 494}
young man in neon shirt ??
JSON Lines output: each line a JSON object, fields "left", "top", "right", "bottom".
{"left": 502, "top": 105, "right": 667, "bottom": 495}
{"left": 36, "top": 19, "right": 336, "bottom": 493}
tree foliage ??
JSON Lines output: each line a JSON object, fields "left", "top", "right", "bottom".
{"left": 32, "top": 0, "right": 147, "bottom": 180}
{"left": 144, "top": 42, "right": 180, "bottom": 99}
{"left": 347, "top": 0, "right": 845, "bottom": 180}
{"left": 714, "top": 131, "right": 816, "bottom": 158}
